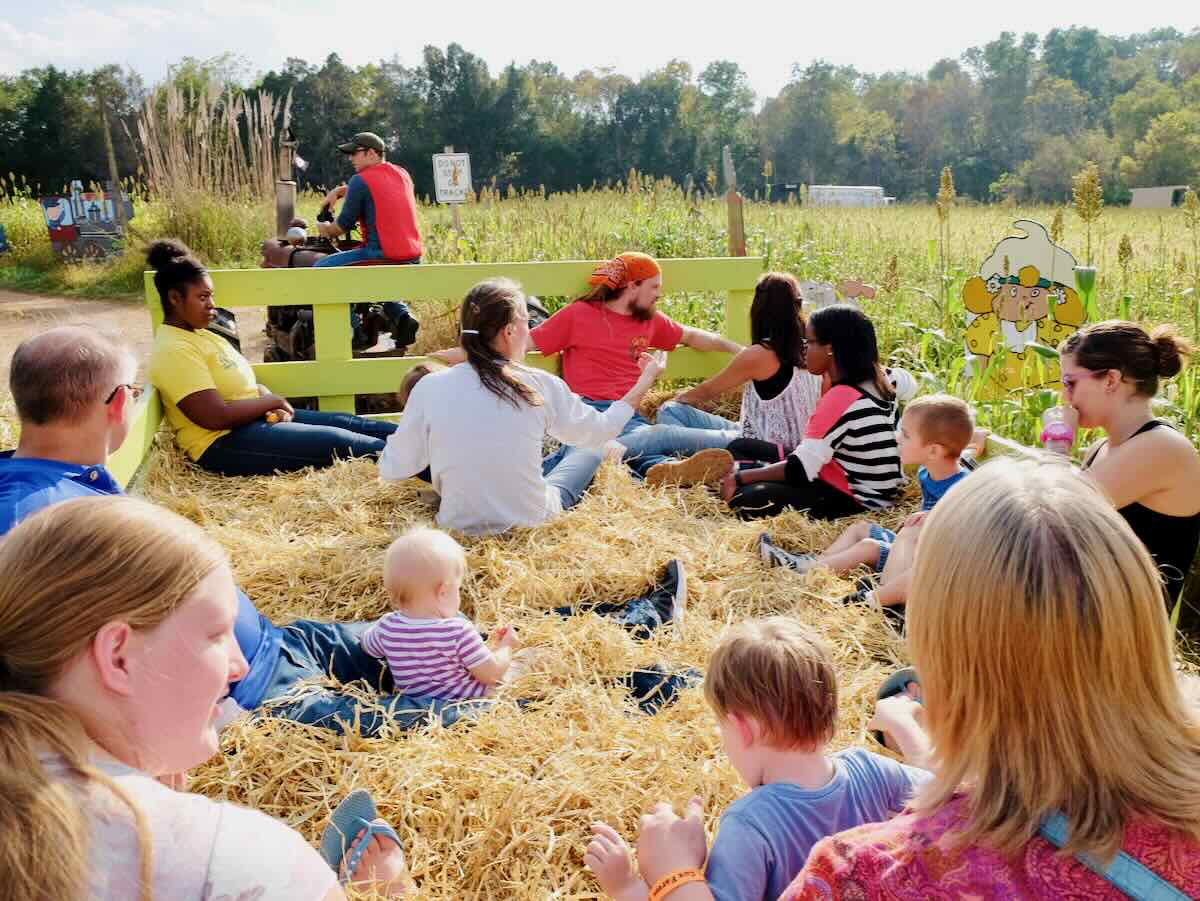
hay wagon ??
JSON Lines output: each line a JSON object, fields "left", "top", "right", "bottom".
{"left": 98, "top": 254, "right": 1044, "bottom": 896}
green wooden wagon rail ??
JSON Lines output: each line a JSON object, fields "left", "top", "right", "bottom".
{"left": 106, "top": 257, "right": 765, "bottom": 487}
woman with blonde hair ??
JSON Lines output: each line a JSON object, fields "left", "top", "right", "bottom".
{"left": 626, "top": 459, "right": 1200, "bottom": 899}
{"left": 0, "top": 496, "right": 408, "bottom": 900}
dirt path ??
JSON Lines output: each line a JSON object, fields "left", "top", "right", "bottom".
{"left": 0, "top": 290, "right": 268, "bottom": 381}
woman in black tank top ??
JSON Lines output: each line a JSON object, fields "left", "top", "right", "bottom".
{"left": 1059, "top": 322, "right": 1200, "bottom": 613}
{"left": 1082, "top": 421, "right": 1200, "bottom": 604}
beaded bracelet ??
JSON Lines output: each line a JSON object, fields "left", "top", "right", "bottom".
{"left": 648, "top": 867, "right": 706, "bottom": 901}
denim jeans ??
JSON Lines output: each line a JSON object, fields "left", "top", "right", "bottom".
{"left": 618, "top": 401, "right": 739, "bottom": 471}
{"left": 553, "top": 558, "right": 684, "bottom": 639}
{"left": 541, "top": 446, "right": 604, "bottom": 510}
{"left": 313, "top": 245, "right": 386, "bottom": 267}
{"left": 198, "top": 408, "right": 398, "bottom": 476}
{"left": 541, "top": 399, "right": 658, "bottom": 477}
{"left": 259, "top": 619, "right": 483, "bottom": 736}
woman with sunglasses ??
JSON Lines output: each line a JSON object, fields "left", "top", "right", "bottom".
{"left": 1056, "top": 320, "right": 1200, "bottom": 609}
{"left": 147, "top": 239, "right": 398, "bottom": 476}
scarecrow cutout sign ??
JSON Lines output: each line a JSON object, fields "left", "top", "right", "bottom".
{"left": 963, "top": 219, "right": 1085, "bottom": 391}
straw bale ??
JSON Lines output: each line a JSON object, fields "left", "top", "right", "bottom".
{"left": 134, "top": 434, "right": 912, "bottom": 898}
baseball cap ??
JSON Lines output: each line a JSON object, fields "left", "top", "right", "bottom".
{"left": 337, "top": 132, "right": 386, "bottom": 154}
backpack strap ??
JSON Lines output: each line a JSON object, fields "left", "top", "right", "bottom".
{"left": 1038, "top": 811, "right": 1191, "bottom": 900}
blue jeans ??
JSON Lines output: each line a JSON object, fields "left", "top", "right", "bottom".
{"left": 617, "top": 401, "right": 739, "bottom": 472}
{"left": 259, "top": 620, "right": 482, "bottom": 736}
{"left": 868, "top": 523, "right": 898, "bottom": 573}
{"left": 313, "top": 245, "right": 386, "bottom": 267}
{"left": 542, "top": 446, "right": 604, "bottom": 510}
{"left": 542, "top": 399, "right": 658, "bottom": 478}
{"left": 198, "top": 408, "right": 398, "bottom": 476}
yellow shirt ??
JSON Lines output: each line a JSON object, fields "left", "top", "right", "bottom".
{"left": 149, "top": 325, "right": 260, "bottom": 460}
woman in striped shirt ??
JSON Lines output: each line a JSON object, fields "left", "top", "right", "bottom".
{"left": 720, "top": 305, "right": 916, "bottom": 519}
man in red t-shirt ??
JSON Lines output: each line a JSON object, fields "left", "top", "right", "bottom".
{"left": 528, "top": 252, "right": 739, "bottom": 399}
{"left": 434, "top": 252, "right": 742, "bottom": 476}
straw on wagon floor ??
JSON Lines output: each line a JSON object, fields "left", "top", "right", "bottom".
{"left": 136, "top": 420, "right": 916, "bottom": 899}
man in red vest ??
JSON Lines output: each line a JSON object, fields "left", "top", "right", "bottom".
{"left": 315, "top": 131, "right": 423, "bottom": 267}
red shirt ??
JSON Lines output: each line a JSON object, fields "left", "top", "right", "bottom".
{"left": 355, "top": 162, "right": 422, "bottom": 261}
{"left": 530, "top": 301, "right": 684, "bottom": 400}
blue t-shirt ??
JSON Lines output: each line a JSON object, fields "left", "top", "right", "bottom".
{"left": 336, "top": 174, "right": 381, "bottom": 251}
{"left": 918, "top": 465, "right": 968, "bottom": 511}
{"left": 704, "top": 748, "right": 931, "bottom": 901}
{"left": 0, "top": 452, "right": 281, "bottom": 709}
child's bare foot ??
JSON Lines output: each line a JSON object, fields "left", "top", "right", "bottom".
{"left": 341, "top": 822, "right": 413, "bottom": 897}
{"left": 584, "top": 822, "right": 649, "bottom": 901}
{"left": 503, "top": 646, "right": 549, "bottom": 685}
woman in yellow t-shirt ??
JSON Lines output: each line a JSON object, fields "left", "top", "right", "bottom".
{"left": 146, "top": 240, "right": 397, "bottom": 477}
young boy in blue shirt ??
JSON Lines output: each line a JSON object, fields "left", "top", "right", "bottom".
{"left": 584, "top": 618, "right": 929, "bottom": 901}
{"left": 760, "top": 394, "right": 983, "bottom": 609}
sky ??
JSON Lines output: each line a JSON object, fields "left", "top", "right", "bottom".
{"left": 0, "top": 0, "right": 1195, "bottom": 100}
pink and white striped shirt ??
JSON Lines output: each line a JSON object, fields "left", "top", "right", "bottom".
{"left": 360, "top": 611, "right": 492, "bottom": 700}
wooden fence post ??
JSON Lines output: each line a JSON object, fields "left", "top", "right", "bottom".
{"left": 723, "top": 145, "right": 746, "bottom": 257}
{"left": 445, "top": 144, "right": 462, "bottom": 235}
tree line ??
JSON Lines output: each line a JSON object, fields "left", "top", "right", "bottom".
{"left": 2, "top": 27, "right": 1199, "bottom": 204}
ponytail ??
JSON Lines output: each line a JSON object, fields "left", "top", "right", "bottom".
{"left": 459, "top": 279, "right": 542, "bottom": 408}
{"left": 1151, "top": 324, "right": 1191, "bottom": 380}
{"left": 0, "top": 693, "right": 152, "bottom": 901}
{"left": 146, "top": 238, "right": 207, "bottom": 316}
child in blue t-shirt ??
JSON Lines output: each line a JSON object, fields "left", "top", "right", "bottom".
{"left": 760, "top": 394, "right": 982, "bottom": 593}
{"left": 584, "top": 618, "right": 930, "bottom": 901}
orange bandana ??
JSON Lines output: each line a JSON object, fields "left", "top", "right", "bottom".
{"left": 588, "top": 252, "right": 661, "bottom": 290}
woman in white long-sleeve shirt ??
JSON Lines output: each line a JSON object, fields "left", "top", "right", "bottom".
{"left": 380, "top": 278, "right": 666, "bottom": 534}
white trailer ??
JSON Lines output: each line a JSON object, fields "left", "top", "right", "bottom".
{"left": 1129, "top": 185, "right": 1190, "bottom": 209}
{"left": 808, "top": 185, "right": 889, "bottom": 208}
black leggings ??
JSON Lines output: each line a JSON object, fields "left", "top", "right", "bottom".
{"left": 727, "top": 438, "right": 864, "bottom": 521}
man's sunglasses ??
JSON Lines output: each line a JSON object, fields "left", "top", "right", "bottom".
{"left": 105, "top": 383, "right": 145, "bottom": 405}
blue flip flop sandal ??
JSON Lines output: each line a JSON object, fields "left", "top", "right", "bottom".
{"left": 320, "top": 789, "right": 403, "bottom": 884}
{"left": 872, "top": 667, "right": 919, "bottom": 747}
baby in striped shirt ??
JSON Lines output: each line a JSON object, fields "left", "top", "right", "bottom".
{"left": 361, "top": 527, "right": 518, "bottom": 700}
